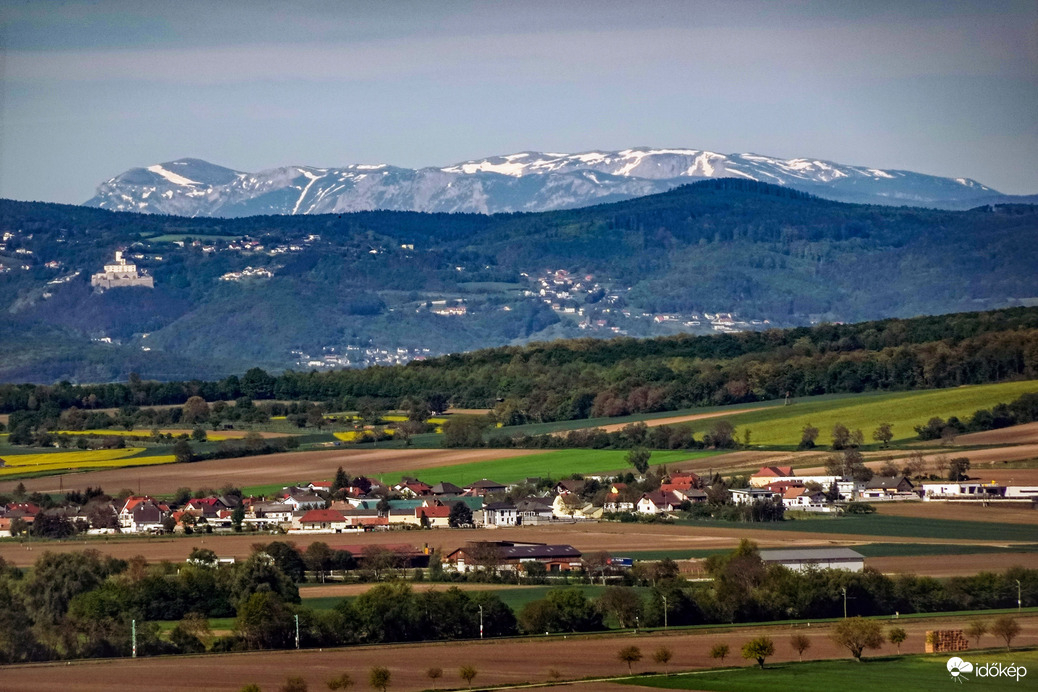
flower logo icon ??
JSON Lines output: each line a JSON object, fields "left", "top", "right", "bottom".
{"left": 947, "top": 657, "right": 974, "bottom": 682}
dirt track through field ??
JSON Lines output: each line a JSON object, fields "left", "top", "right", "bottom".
{"left": 1, "top": 615, "right": 1035, "bottom": 692}
{"left": 0, "top": 448, "right": 542, "bottom": 496}
{"left": 580, "top": 409, "right": 757, "bottom": 434}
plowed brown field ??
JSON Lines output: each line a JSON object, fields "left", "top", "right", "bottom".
{"left": 1, "top": 615, "right": 1034, "bottom": 692}
{"left": 954, "top": 422, "right": 1038, "bottom": 446}
{"left": 0, "top": 448, "right": 541, "bottom": 496}
{"left": 875, "top": 501, "right": 1038, "bottom": 524}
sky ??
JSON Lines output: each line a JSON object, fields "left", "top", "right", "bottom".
{"left": 1, "top": 0, "right": 1036, "bottom": 204}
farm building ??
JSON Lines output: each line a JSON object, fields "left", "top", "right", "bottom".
{"left": 445, "top": 541, "right": 583, "bottom": 573}
{"left": 759, "top": 547, "right": 865, "bottom": 572}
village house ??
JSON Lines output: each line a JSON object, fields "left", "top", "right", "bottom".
{"left": 283, "top": 493, "right": 325, "bottom": 510}
{"left": 484, "top": 501, "right": 519, "bottom": 527}
{"left": 636, "top": 489, "right": 685, "bottom": 514}
{"left": 429, "top": 481, "right": 464, "bottom": 496}
{"left": 781, "top": 487, "right": 833, "bottom": 512}
{"left": 246, "top": 501, "right": 295, "bottom": 528}
{"left": 730, "top": 488, "right": 782, "bottom": 505}
{"left": 294, "top": 509, "right": 350, "bottom": 532}
{"left": 748, "top": 466, "right": 794, "bottom": 487}
{"left": 515, "top": 497, "right": 556, "bottom": 525}
{"left": 861, "top": 476, "right": 916, "bottom": 501}
{"left": 464, "top": 479, "right": 507, "bottom": 497}
{"left": 118, "top": 497, "right": 169, "bottom": 533}
{"left": 551, "top": 493, "right": 601, "bottom": 520}
{"left": 408, "top": 504, "right": 452, "bottom": 528}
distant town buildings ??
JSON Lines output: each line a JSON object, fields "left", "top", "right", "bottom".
{"left": 90, "top": 250, "right": 154, "bottom": 290}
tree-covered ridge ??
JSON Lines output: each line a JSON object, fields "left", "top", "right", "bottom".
{"left": 1, "top": 307, "right": 1035, "bottom": 423}
{"left": 1, "top": 179, "right": 1036, "bottom": 382}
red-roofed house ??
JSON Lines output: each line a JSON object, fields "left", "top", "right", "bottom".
{"left": 749, "top": 466, "right": 795, "bottom": 487}
{"left": 409, "top": 504, "right": 451, "bottom": 528}
{"left": 636, "top": 490, "right": 684, "bottom": 514}
{"left": 296, "top": 509, "right": 348, "bottom": 532}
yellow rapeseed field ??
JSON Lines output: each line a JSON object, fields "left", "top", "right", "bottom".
{"left": 0, "top": 448, "right": 176, "bottom": 477}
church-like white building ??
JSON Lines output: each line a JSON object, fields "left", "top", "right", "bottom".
{"left": 91, "top": 251, "right": 154, "bottom": 291}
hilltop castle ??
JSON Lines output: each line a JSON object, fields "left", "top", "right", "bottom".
{"left": 90, "top": 251, "right": 154, "bottom": 291}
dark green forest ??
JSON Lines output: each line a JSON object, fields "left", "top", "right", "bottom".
{"left": 1, "top": 179, "right": 1036, "bottom": 382}
{"left": 2, "top": 307, "right": 1036, "bottom": 426}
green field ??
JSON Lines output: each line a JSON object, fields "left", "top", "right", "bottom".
{"left": 377, "top": 449, "right": 719, "bottom": 487}
{"left": 676, "top": 514, "right": 1038, "bottom": 542}
{"left": 500, "top": 380, "right": 1038, "bottom": 448}
{"left": 622, "top": 650, "right": 1038, "bottom": 691}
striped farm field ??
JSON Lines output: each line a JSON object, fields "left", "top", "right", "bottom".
{"left": 527, "top": 380, "right": 1038, "bottom": 448}
{"left": 0, "top": 448, "right": 175, "bottom": 478}
{"left": 722, "top": 380, "right": 1038, "bottom": 446}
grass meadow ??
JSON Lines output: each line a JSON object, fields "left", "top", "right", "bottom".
{"left": 621, "top": 649, "right": 1038, "bottom": 691}
{"left": 377, "top": 448, "right": 720, "bottom": 487}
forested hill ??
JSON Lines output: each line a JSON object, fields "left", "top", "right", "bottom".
{"left": 2, "top": 307, "right": 1036, "bottom": 424}
{"left": 1, "top": 179, "right": 1037, "bottom": 383}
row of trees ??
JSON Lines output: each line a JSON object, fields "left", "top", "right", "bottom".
{"left": 2, "top": 309, "right": 1036, "bottom": 422}
{"left": 0, "top": 540, "right": 1034, "bottom": 666}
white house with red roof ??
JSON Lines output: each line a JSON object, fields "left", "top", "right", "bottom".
{"left": 294, "top": 509, "right": 349, "bottom": 532}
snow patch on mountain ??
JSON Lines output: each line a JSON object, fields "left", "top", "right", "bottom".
{"left": 84, "top": 148, "right": 1017, "bottom": 217}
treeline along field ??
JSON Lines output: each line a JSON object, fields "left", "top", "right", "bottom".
{"left": 1, "top": 307, "right": 1036, "bottom": 425}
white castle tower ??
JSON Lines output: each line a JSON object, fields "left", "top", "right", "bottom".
{"left": 91, "top": 250, "right": 154, "bottom": 290}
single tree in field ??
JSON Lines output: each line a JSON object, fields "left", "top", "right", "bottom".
{"left": 425, "top": 667, "right": 442, "bottom": 688}
{"left": 368, "top": 666, "right": 391, "bottom": 692}
{"left": 617, "top": 645, "right": 643, "bottom": 674}
{"left": 830, "top": 617, "right": 884, "bottom": 661}
{"left": 626, "top": 448, "right": 651, "bottom": 474}
{"left": 652, "top": 646, "right": 673, "bottom": 675}
{"left": 991, "top": 616, "right": 1021, "bottom": 650}
{"left": 548, "top": 668, "right": 562, "bottom": 681}
{"left": 326, "top": 672, "right": 354, "bottom": 690}
{"left": 798, "top": 424, "right": 819, "bottom": 450}
{"left": 281, "top": 677, "right": 307, "bottom": 692}
{"left": 709, "top": 643, "right": 730, "bottom": 665}
{"left": 790, "top": 633, "right": 811, "bottom": 661}
{"left": 888, "top": 627, "right": 907, "bottom": 655}
{"left": 741, "top": 636, "right": 775, "bottom": 669}
{"left": 872, "top": 423, "right": 893, "bottom": 447}
{"left": 458, "top": 666, "right": 477, "bottom": 689}
{"left": 831, "top": 423, "right": 851, "bottom": 450}
{"left": 965, "top": 621, "right": 988, "bottom": 647}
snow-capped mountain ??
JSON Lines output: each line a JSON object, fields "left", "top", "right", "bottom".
{"left": 84, "top": 148, "right": 1023, "bottom": 217}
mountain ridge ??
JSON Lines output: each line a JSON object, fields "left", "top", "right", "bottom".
{"left": 84, "top": 147, "right": 1036, "bottom": 217}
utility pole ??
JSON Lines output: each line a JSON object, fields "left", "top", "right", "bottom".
{"left": 479, "top": 604, "right": 484, "bottom": 639}
{"left": 295, "top": 614, "right": 300, "bottom": 649}
{"left": 132, "top": 619, "right": 137, "bottom": 658}
{"left": 662, "top": 595, "right": 668, "bottom": 629}
{"left": 841, "top": 587, "right": 848, "bottom": 619}
{"left": 1016, "top": 579, "right": 1022, "bottom": 612}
